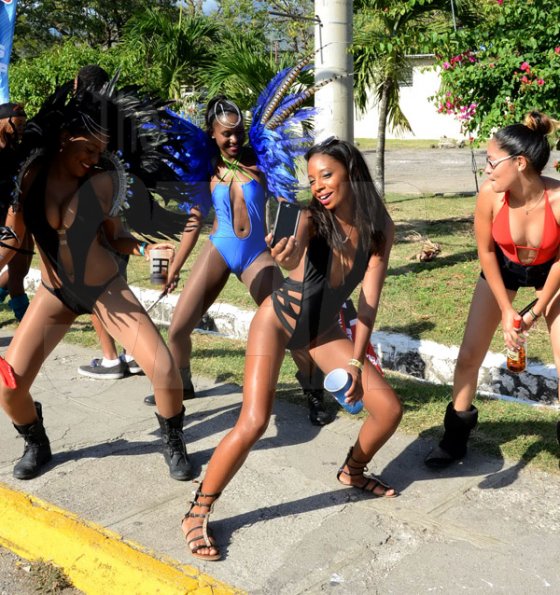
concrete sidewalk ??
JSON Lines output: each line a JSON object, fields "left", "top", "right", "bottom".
{"left": 1, "top": 336, "right": 559, "bottom": 594}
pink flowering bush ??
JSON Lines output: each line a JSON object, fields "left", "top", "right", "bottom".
{"left": 432, "top": 0, "right": 560, "bottom": 141}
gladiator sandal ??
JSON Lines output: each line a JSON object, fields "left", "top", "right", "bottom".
{"left": 182, "top": 483, "right": 222, "bottom": 561}
{"left": 425, "top": 402, "right": 479, "bottom": 469}
{"left": 336, "top": 446, "right": 397, "bottom": 498}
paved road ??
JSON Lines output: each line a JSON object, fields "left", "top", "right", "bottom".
{"left": 373, "top": 147, "right": 560, "bottom": 195}
{"left": 1, "top": 339, "right": 559, "bottom": 594}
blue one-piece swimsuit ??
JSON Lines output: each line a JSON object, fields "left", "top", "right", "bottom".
{"left": 209, "top": 178, "right": 268, "bottom": 277}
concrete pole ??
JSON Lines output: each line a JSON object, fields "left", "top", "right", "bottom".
{"left": 314, "top": 0, "right": 353, "bottom": 142}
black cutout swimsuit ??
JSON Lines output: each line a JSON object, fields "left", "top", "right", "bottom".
{"left": 24, "top": 166, "right": 119, "bottom": 315}
{"left": 271, "top": 234, "right": 369, "bottom": 349}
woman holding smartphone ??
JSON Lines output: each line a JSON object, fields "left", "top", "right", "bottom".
{"left": 181, "top": 138, "right": 402, "bottom": 561}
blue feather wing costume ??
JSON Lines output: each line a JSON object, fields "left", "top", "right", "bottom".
{"left": 162, "top": 57, "right": 338, "bottom": 211}
{"left": 160, "top": 108, "right": 216, "bottom": 217}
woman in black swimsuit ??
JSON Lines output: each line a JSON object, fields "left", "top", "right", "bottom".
{"left": 0, "top": 86, "right": 191, "bottom": 482}
{"left": 181, "top": 138, "right": 403, "bottom": 561}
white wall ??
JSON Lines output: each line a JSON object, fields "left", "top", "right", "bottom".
{"left": 354, "top": 57, "right": 464, "bottom": 140}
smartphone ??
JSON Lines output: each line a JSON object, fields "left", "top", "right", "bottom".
{"left": 271, "top": 202, "right": 301, "bottom": 248}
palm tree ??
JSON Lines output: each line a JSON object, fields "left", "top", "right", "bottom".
{"left": 352, "top": 0, "right": 477, "bottom": 194}
{"left": 124, "top": 8, "right": 220, "bottom": 100}
{"left": 201, "top": 36, "right": 308, "bottom": 112}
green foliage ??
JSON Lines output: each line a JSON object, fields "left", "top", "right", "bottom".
{"left": 124, "top": 8, "right": 220, "bottom": 100}
{"left": 13, "top": 0, "right": 177, "bottom": 56}
{"left": 201, "top": 37, "right": 310, "bottom": 111}
{"left": 8, "top": 39, "right": 160, "bottom": 114}
{"left": 433, "top": 0, "right": 560, "bottom": 144}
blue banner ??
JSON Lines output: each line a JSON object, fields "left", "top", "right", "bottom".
{"left": 0, "top": 0, "right": 18, "bottom": 104}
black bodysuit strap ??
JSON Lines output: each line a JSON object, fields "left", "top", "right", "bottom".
{"left": 271, "top": 233, "right": 369, "bottom": 349}
{"left": 271, "top": 278, "right": 303, "bottom": 335}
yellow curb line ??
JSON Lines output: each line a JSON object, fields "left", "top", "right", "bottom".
{"left": 0, "top": 483, "right": 244, "bottom": 595}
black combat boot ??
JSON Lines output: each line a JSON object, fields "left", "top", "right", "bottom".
{"left": 13, "top": 401, "right": 52, "bottom": 480}
{"left": 155, "top": 406, "right": 192, "bottom": 481}
{"left": 425, "top": 402, "right": 478, "bottom": 469}
{"left": 306, "top": 389, "right": 336, "bottom": 426}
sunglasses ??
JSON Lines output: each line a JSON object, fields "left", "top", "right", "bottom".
{"left": 486, "top": 154, "right": 518, "bottom": 169}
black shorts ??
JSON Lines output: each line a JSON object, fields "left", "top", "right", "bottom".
{"left": 480, "top": 246, "right": 555, "bottom": 291}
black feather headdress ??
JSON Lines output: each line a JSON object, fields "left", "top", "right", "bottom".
{"left": 17, "top": 79, "right": 188, "bottom": 240}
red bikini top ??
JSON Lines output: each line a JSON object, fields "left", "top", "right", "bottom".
{"left": 492, "top": 190, "right": 560, "bottom": 265}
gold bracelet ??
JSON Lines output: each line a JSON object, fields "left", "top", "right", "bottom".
{"left": 529, "top": 307, "right": 540, "bottom": 321}
{"left": 348, "top": 359, "right": 363, "bottom": 371}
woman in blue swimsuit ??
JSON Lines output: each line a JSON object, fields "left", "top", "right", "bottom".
{"left": 147, "top": 97, "right": 331, "bottom": 424}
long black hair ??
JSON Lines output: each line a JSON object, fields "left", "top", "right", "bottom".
{"left": 305, "top": 138, "right": 387, "bottom": 255}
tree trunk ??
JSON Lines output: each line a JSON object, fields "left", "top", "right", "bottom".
{"left": 375, "top": 79, "right": 392, "bottom": 197}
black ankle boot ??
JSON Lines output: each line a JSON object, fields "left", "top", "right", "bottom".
{"left": 13, "top": 401, "right": 52, "bottom": 480}
{"left": 425, "top": 402, "right": 478, "bottom": 469}
{"left": 155, "top": 407, "right": 192, "bottom": 481}
{"left": 306, "top": 390, "right": 335, "bottom": 426}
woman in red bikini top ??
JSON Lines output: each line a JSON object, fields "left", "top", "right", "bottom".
{"left": 425, "top": 110, "right": 560, "bottom": 471}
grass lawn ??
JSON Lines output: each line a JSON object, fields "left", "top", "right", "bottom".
{"left": 354, "top": 138, "right": 488, "bottom": 151}
{"left": 8, "top": 190, "right": 558, "bottom": 475}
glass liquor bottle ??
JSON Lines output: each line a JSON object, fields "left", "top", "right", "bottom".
{"left": 506, "top": 318, "right": 526, "bottom": 373}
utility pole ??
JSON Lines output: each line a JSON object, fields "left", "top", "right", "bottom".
{"left": 314, "top": 0, "right": 353, "bottom": 142}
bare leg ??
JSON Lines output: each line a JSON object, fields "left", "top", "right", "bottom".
{"left": 239, "top": 250, "right": 284, "bottom": 305}
{"left": 242, "top": 253, "right": 328, "bottom": 423}
{"left": 181, "top": 302, "right": 288, "bottom": 558}
{"left": 453, "top": 278, "right": 514, "bottom": 411}
{"left": 91, "top": 313, "right": 119, "bottom": 360}
{"left": 94, "top": 277, "right": 191, "bottom": 480}
{"left": 309, "top": 330, "right": 402, "bottom": 495}
{"left": 93, "top": 277, "right": 182, "bottom": 417}
{"left": 168, "top": 240, "right": 230, "bottom": 369}
{"left": 0, "top": 285, "right": 75, "bottom": 424}
{"left": 425, "top": 277, "right": 514, "bottom": 468}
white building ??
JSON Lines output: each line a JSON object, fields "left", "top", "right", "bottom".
{"left": 353, "top": 55, "right": 464, "bottom": 141}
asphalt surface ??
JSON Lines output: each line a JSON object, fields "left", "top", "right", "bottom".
{"left": 1, "top": 338, "right": 559, "bottom": 594}
{"left": 368, "top": 146, "right": 560, "bottom": 195}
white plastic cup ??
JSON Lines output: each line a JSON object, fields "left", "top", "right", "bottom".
{"left": 149, "top": 249, "right": 173, "bottom": 284}
{"left": 324, "top": 368, "right": 363, "bottom": 414}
